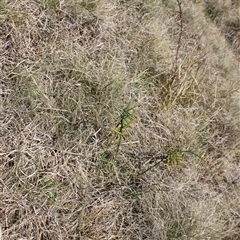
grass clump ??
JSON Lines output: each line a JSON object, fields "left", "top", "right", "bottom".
{"left": 0, "top": 0, "right": 240, "bottom": 239}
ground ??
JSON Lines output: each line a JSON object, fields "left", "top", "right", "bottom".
{"left": 0, "top": 0, "right": 240, "bottom": 239}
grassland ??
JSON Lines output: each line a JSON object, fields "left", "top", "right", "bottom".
{"left": 0, "top": 0, "right": 240, "bottom": 239}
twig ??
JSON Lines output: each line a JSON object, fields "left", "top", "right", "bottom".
{"left": 172, "top": 0, "right": 183, "bottom": 74}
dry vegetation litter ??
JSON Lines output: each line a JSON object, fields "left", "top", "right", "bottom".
{"left": 0, "top": 0, "right": 240, "bottom": 239}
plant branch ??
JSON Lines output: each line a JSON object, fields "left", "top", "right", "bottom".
{"left": 173, "top": 0, "right": 183, "bottom": 73}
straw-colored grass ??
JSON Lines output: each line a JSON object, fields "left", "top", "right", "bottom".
{"left": 0, "top": 0, "right": 239, "bottom": 239}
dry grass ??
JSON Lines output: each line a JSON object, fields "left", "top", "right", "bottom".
{"left": 0, "top": 0, "right": 240, "bottom": 239}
